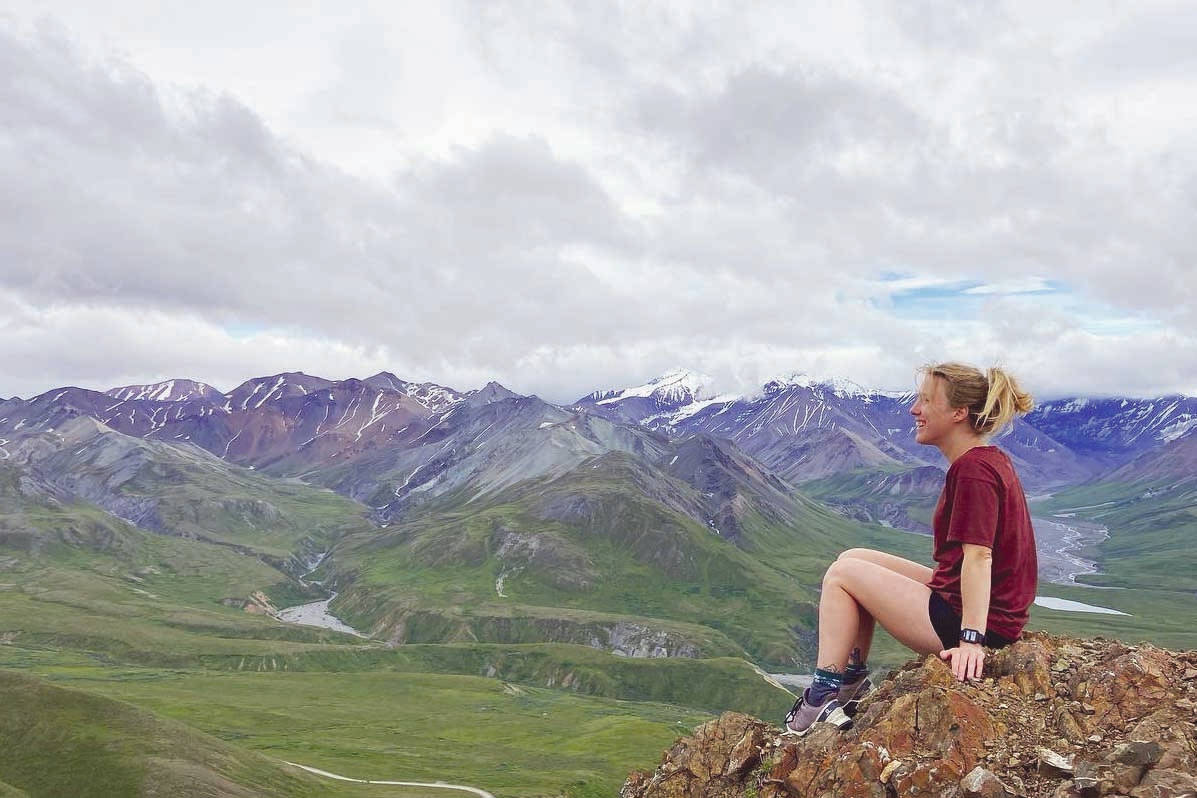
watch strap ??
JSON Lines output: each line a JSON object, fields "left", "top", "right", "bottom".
{"left": 959, "top": 628, "right": 984, "bottom": 645}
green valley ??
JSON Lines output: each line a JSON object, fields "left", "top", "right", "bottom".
{"left": 3, "top": 398, "right": 1196, "bottom": 796}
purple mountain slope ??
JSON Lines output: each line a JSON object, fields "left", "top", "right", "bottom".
{"left": 0, "top": 372, "right": 511, "bottom": 474}
{"left": 574, "top": 370, "right": 1187, "bottom": 489}
{"left": 1027, "top": 396, "right": 1197, "bottom": 465}
{"left": 574, "top": 373, "right": 1096, "bottom": 488}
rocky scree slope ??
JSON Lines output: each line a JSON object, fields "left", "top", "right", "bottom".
{"left": 622, "top": 632, "right": 1197, "bottom": 798}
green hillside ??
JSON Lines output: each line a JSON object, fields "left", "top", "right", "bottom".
{"left": 0, "top": 669, "right": 345, "bottom": 798}
{"left": 0, "top": 466, "right": 791, "bottom": 796}
{"left": 3, "top": 419, "right": 377, "bottom": 564}
{"left": 324, "top": 451, "right": 931, "bottom": 669}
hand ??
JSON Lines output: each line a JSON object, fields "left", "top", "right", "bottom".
{"left": 939, "top": 642, "right": 985, "bottom": 682}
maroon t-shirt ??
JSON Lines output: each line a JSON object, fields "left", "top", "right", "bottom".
{"left": 926, "top": 446, "right": 1038, "bottom": 640}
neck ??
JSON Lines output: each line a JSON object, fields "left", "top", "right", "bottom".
{"left": 939, "top": 432, "right": 987, "bottom": 464}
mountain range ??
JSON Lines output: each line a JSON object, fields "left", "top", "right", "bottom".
{"left": 575, "top": 367, "right": 1195, "bottom": 486}
{"left": 2, "top": 367, "right": 1194, "bottom": 668}
{"left": 6, "top": 367, "right": 1192, "bottom": 488}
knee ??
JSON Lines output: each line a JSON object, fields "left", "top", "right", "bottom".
{"left": 823, "top": 557, "right": 858, "bottom": 589}
{"left": 837, "top": 548, "right": 876, "bottom": 562}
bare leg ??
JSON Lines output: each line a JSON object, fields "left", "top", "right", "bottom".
{"left": 849, "top": 602, "right": 873, "bottom": 670}
{"left": 834, "top": 549, "right": 934, "bottom": 664}
{"left": 838, "top": 548, "right": 933, "bottom": 582}
{"left": 815, "top": 557, "right": 943, "bottom": 674}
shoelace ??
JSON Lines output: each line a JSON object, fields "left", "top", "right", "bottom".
{"left": 784, "top": 697, "right": 803, "bottom": 724}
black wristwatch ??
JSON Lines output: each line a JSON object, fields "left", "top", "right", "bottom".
{"left": 959, "top": 628, "right": 984, "bottom": 645}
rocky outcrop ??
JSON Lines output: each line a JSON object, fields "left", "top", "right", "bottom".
{"left": 220, "top": 590, "right": 280, "bottom": 616}
{"left": 622, "top": 633, "right": 1197, "bottom": 798}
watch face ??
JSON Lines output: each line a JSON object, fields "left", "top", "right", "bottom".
{"left": 960, "top": 629, "right": 982, "bottom": 644}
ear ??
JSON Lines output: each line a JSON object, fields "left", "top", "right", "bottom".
{"left": 951, "top": 406, "right": 969, "bottom": 423}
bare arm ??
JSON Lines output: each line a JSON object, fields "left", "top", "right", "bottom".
{"left": 940, "top": 543, "right": 992, "bottom": 681}
{"left": 959, "top": 542, "right": 993, "bottom": 633}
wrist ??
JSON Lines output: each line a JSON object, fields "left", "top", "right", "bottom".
{"left": 959, "top": 628, "right": 985, "bottom": 645}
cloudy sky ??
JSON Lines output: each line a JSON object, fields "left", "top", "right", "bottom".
{"left": 2, "top": 2, "right": 1195, "bottom": 404}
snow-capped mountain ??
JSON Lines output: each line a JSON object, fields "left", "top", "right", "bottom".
{"left": 575, "top": 369, "right": 1191, "bottom": 488}
{"left": 576, "top": 372, "right": 922, "bottom": 482}
{"left": 106, "top": 379, "right": 224, "bottom": 403}
{"left": 1026, "top": 396, "right": 1197, "bottom": 465}
{"left": 756, "top": 373, "right": 898, "bottom": 401}
{"left": 362, "top": 371, "right": 467, "bottom": 411}
{"left": 4, "top": 367, "right": 1193, "bottom": 498}
{"left": 573, "top": 368, "right": 717, "bottom": 424}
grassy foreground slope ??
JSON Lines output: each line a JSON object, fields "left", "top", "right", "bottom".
{"left": 31, "top": 665, "right": 712, "bottom": 798}
{"left": 0, "top": 779, "right": 28, "bottom": 797}
{"left": 0, "top": 670, "right": 347, "bottom": 798}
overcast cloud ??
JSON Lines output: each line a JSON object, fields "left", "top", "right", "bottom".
{"left": 1, "top": 2, "right": 1195, "bottom": 403}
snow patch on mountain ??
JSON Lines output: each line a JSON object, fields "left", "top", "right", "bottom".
{"left": 594, "top": 367, "right": 714, "bottom": 406}
{"left": 645, "top": 394, "right": 740, "bottom": 425}
{"left": 755, "top": 373, "right": 886, "bottom": 401}
{"left": 1160, "top": 415, "right": 1197, "bottom": 443}
{"left": 106, "top": 379, "right": 222, "bottom": 403}
{"left": 363, "top": 371, "right": 465, "bottom": 411}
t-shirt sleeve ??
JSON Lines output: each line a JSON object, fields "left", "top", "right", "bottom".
{"left": 946, "top": 476, "right": 1000, "bottom": 547}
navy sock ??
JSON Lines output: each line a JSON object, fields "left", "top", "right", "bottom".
{"left": 808, "top": 667, "right": 843, "bottom": 706}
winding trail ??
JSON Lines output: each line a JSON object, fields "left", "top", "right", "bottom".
{"left": 283, "top": 761, "right": 496, "bottom": 798}
{"left": 0, "top": 438, "right": 9, "bottom": 460}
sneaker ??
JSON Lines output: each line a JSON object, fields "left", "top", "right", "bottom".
{"left": 782, "top": 688, "right": 852, "bottom": 736}
{"left": 839, "top": 676, "right": 875, "bottom": 718}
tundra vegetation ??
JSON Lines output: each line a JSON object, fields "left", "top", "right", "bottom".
{"left": 1, "top": 379, "right": 1195, "bottom": 796}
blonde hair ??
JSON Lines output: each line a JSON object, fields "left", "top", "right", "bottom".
{"left": 922, "top": 362, "right": 1034, "bottom": 438}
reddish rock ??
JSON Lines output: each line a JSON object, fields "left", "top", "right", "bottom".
{"left": 1129, "top": 767, "right": 1197, "bottom": 798}
{"left": 1054, "top": 705, "right": 1088, "bottom": 743}
{"left": 892, "top": 759, "right": 965, "bottom": 798}
{"left": 961, "top": 766, "right": 1019, "bottom": 798}
{"left": 990, "top": 637, "right": 1054, "bottom": 698}
{"left": 621, "top": 634, "right": 1197, "bottom": 798}
{"left": 620, "top": 712, "right": 773, "bottom": 798}
{"left": 1128, "top": 712, "right": 1197, "bottom": 772}
{"left": 1073, "top": 648, "right": 1172, "bottom": 728}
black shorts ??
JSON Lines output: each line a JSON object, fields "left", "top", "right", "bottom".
{"left": 928, "top": 590, "right": 1015, "bottom": 651}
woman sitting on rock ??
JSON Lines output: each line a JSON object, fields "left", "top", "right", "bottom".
{"left": 784, "top": 363, "right": 1038, "bottom": 736}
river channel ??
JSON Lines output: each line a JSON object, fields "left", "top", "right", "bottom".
{"left": 276, "top": 594, "right": 368, "bottom": 637}
{"left": 1031, "top": 514, "right": 1108, "bottom": 586}
{"left": 275, "top": 551, "right": 370, "bottom": 637}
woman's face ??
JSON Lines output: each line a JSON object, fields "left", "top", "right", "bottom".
{"left": 910, "top": 374, "right": 962, "bottom": 446}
